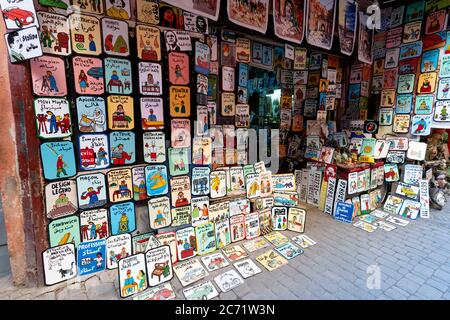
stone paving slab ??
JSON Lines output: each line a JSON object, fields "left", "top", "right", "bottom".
{"left": 1, "top": 202, "right": 450, "bottom": 300}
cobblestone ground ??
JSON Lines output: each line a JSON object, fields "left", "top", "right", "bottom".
{"left": 1, "top": 202, "right": 450, "bottom": 300}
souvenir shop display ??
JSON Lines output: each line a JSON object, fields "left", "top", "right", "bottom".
{"left": 14, "top": 0, "right": 449, "bottom": 300}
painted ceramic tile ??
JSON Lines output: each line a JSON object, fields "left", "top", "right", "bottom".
{"left": 215, "top": 219, "right": 231, "bottom": 249}
{"left": 106, "top": 233, "right": 132, "bottom": 269}
{"left": 192, "top": 137, "right": 211, "bottom": 166}
{"left": 105, "top": 0, "right": 131, "bottom": 20}
{"left": 148, "top": 196, "right": 171, "bottom": 229}
{"left": 214, "top": 269, "right": 243, "bottom": 293}
{"left": 403, "top": 21, "right": 422, "bottom": 43}
{"left": 235, "top": 38, "right": 250, "bottom": 63}
{"left": 405, "top": 1, "right": 424, "bottom": 22}
{"left": 70, "top": 0, "right": 104, "bottom": 13}
{"left": 264, "top": 231, "right": 289, "bottom": 247}
{"left": 104, "top": 57, "right": 132, "bottom": 95}
{"left": 170, "top": 176, "right": 191, "bottom": 208}
{"left": 411, "top": 115, "right": 431, "bottom": 136}
{"left": 399, "top": 41, "right": 423, "bottom": 60}
{"left": 140, "top": 97, "right": 164, "bottom": 130}
{"left": 437, "top": 78, "right": 450, "bottom": 100}
{"left": 107, "top": 96, "right": 134, "bottom": 130}
{"left": 40, "top": 141, "right": 76, "bottom": 180}
{"left": 42, "top": 244, "right": 77, "bottom": 285}
{"left": 195, "top": 222, "right": 216, "bottom": 256}
{"left": 76, "top": 173, "right": 107, "bottom": 210}
{"left": 383, "top": 68, "right": 398, "bottom": 89}
{"left": 221, "top": 66, "right": 235, "bottom": 92}
{"left": 271, "top": 207, "right": 288, "bottom": 231}
{"left": 4, "top": 26, "right": 42, "bottom": 63}
{"left": 425, "top": 9, "right": 446, "bottom": 35}
{"left": 397, "top": 74, "right": 415, "bottom": 94}
{"left": 163, "top": 30, "right": 192, "bottom": 52}
{"left": 78, "top": 134, "right": 109, "bottom": 170}
{"left": 37, "top": 12, "right": 71, "bottom": 56}
{"left": 136, "top": 0, "right": 160, "bottom": 24}
{"left": 69, "top": 14, "right": 101, "bottom": 55}
{"left": 246, "top": 173, "right": 261, "bottom": 199}
{"left": 221, "top": 92, "right": 235, "bottom": 116}
{"left": 386, "top": 26, "right": 403, "bottom": 48}
{"left": 136, "top": 24, "right": 161, "bottom": 61}
{"left": 398, "top": 199, "right": 421, "bottom": 220}
{"left": 155, "top": 232, "right": 178, "bottom": 264}
{"left": 171, "top": 119, "right": 191, "bottom": 148}
{"left": 174, "top": 258, "right": 210, "bottom": 288}
{"left": 395, "top": 94, "right": 413, "bottom": 114}
{"left": 256, "top": 250, "right": 288, "bottom": 271}
{"left": 183, "top": 280, "right": 218, "bottom": 300}
{"left": 143, "top": 131, "right": 166, "bottom": 163}
{"left": 139, "top": 62, "right": 162, "bottom": 96}
{"left": 48, "top": 214, "right": 80, "bottom": 247}
{"left": 190, "top": 196, "right": 209, "bottom": 227}
{"left": 393, "top": 114, "right": 410, "bottom": 133}
{"left": 399, "top": 57, "right": 420, "bottom": 74}
{"left": 195, "top": 105, "right": 209, "bottom": 136}
{"left": 168, "top": 52, "right": 189, "bottom": 85}
{"left": 386, "top": 215, "right": 409, "bottom": 226}
{"left": 222, "top": 245, "right": 248, "bottom": 262}
{"left": 195, "top": 41, "right": 210, "bottom": 75}
{"left": 101, "top": 18, "right": 129, "bottom": 57}
{"left": 379, "top": 108, "right": 393, "bottom": 126}
{"left": 291, "top": 234, "right": 316, "bottom": 248}
{"left": 192, "top": 167, "right": 210, "bottom": 196}
{"left": 414, "top": 94, "right": 434, "bottom": 115}
{"left": 390, "top": 5, "right": 404, "bottom": 28}
{"left": 175, "top": 227, "right": 197, "bottom": 261}
{"left": 1, "top": 0, "right": 37, "bottom": 30}
{"left": 396, "top": 182, "right": 420, "bottom": 200}
{"left": 210, "top": 170, "right": 227, "bottom": 198}
{"left": 245, "top": 212, "right": 260, "bottom": 240}
{"left": 109, "top": 202, "right": 135, "bottom": 235}
{"left": 417, "top": 72, "right": 437, "bottom": 93}
{"left": 170, "top": 206, "right": 190, "bottom": 228}
{"left": 34, "top": 98, "right": 71, "bottom": 139}
{"left": 228, "top": 214, "right": 245, "bottom": 243}
{"left": 118, "top": 253, "right": 147, "bottom": 299}
{"left": 77, "top": 239, "right": 106, "bottom": 276}
{"left": 107, "top": 168, "right": 133, "bottom": 202}
{"left": 230, "top": 198, "right": 250, "bottom": 216}
{"left": 79, "top": 209, "right": 109, "bottom": 242}
{"left": 384, "top": 48, "right": 399, "bottom": 69}
{"left": 420, "top": 49, "right": 439, "bottom": 73}
{"left": 72, "top": 56, "right": 104, "bottom": 95}
{"left": 183, "top": 11, "right": 208, "bottom": 34}
{"left": 45, "top": 180, "right": 77, "bottom": 219}
{"left": 441, "top": 55, "right": 450, "bottom": 78}
{"left": 167, "top": 147, "right": 189, "bottom": 176}
{"left": 31, "top": 56, "right": 67, "bottom": 97}
{"left": 434, "top": 101, "right": 450, "bottom": 121}
{"left": 169, "top": 86, "right": 191, "bottom": 117}
{"left": 384, "top": 164, "right": 400, "bottom": 182}
{"left": 145, "top": 246, "right": 173, "bottom": 287}
{"left": 76, "top": 97, "right": 106, "bottom": 133}
{"left": 207, "top": 35, "right": 218, "bottom": 62}
{"left": 287, "top": 207, "right": 306, "bottom": 233}
{"left": 109, "top": 131, "right": 135, "bottom": 165}
{"left": 275, "top": 242, "right": 304, "bottom": 260}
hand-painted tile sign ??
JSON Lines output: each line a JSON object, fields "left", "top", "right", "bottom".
{"left": 76, "top": 173, "right": 107, "bottom": 210}
{"left": 34, "top": 98, "right": 72, "bottom": 139}
{"left": 45, "top": 180, "right": 78, "bottom": 219}
{"left": 43, "top": 244, "right": 77, "bottom": 285}
{"left": 145, "top": 245, "right": 173, "bottom": 287}
{"left": 48, "top": 214, "right": 81, "bottom": 248}
{"left": 77, "top": 239, "right": 106, "bottom": 276}
{"left": 40, "top": 141, "right": 77, "bottom": 180}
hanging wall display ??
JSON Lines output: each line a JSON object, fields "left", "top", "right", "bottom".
{"left": 272, "top": 0, "right": 305, "bottom": 44}
{"left": 227, "top": 0, "right": 269, "bottom": 34}
{"left": 305, "top": 0, "right": 336, "bottom": 50}
{"left": 337, "top": 0, "right": 357, "bottom": 56}
{"left": 358, "top": 12, "right": 373, "bottom": 64}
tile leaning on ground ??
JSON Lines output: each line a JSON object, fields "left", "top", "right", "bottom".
{"left": 0, "top": 203, "right": 449, "bottom": 300}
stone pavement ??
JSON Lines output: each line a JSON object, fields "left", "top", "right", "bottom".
{"left": 1, "top": 202, "right": 450, "bottom": 300}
